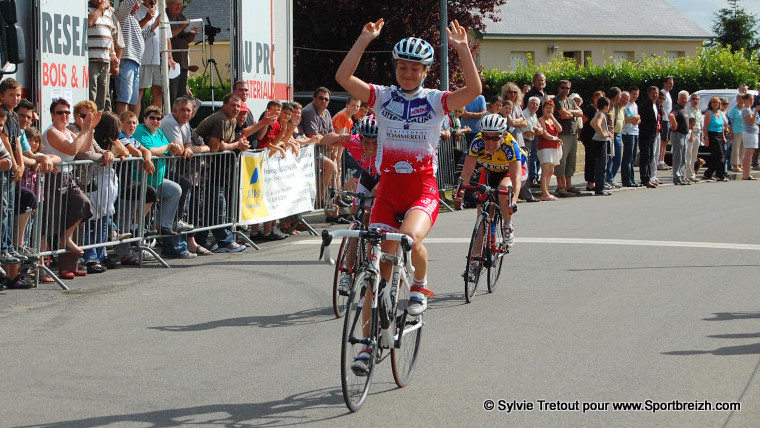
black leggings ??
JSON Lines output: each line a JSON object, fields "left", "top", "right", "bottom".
{"left": 704, "top": 131, "right": 726, "bottom": 179}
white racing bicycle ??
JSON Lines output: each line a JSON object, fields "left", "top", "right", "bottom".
{"left": 320, "top": 228, "right": 424, "bottom": 412}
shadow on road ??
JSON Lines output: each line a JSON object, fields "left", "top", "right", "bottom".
{"left": 148, "top": 306, "right": 335, "bottom": 332}
{"left": 426, "top": 291, "right": 468, "bottom": 310}
{"left": 662, "top": 342, "right": 760, "bottom": 356}
{"left": 165, "top": 259, "right": 326, "bottom": 269}
{"left": 703, "top": 311, "right": 760, "bottom": 321}
{"left": 16, "top": 387, "right": 352, "bottom": 427}
{"left": 663, "top": 311, "right": 760, "bottom": 356}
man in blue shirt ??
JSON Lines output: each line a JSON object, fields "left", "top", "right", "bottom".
{"left": 460, "top": 95, "right": 487, "bottom": 145}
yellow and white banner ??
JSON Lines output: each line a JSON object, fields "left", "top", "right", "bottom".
{"left": 238, "top": 146, "right": 315, "bottom": 224}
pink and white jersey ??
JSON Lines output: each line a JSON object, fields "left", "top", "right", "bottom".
{"left": 368, "top": 84, "right": 450, "bottom": 175}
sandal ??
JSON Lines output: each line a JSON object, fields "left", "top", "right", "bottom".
{"left": 86, "top": 262, "right": 107, "bottom": 274}
{"left": 742, "top": 176, "right": 757, "bottom": 180}
{"left": 191, "top": 245, "right": 213, "bottom": 255}
{"left": 40, "top": 274, "right": 55, "bottom": 283}
{"left": 566, "top": 186, "right": 582, "bottom": 194}
{"left": 541, "top": 195, "right": 558, "bottom": 201}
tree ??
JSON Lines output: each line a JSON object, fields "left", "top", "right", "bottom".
{"left": 712, "top": 0, "right": 759, "bottom": 55}
{"left": 293, "top": 0, "right": 507, "bottom": 92}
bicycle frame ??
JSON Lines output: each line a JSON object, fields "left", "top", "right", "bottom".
{"left": 327, "top": 188, "right": 376, "bottom": 317}
{"left": 464, "top": 184, "right": 514, "bottom": 256}
{"left": 322, "top": 228, "right": 420, "bottom": 347}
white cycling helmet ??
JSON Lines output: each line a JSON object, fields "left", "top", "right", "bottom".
{"left": 358, "top": 116, "right": 378, "bottom": 138}
{"left": 478, "top": 114, "right": 508, "bottom": 134}
{"left": 392, "top": 37, "right": 435, "bottom": 66}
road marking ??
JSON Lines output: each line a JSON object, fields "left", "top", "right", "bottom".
{"left": 294, "top": 237, "right": 760, "bottom": 251}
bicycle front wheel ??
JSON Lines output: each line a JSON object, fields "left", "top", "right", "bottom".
{"left": 464, "top": 214, "right": 487, "bottom": 303}
{"left": 333, "top": 222, "right": 359, "bottom": 317}
{"left": 391, "top": 269, "right": 423, "bottom": 388}
{"left": 341, "top": 271, "right": 376, "bottom": 412}
{"left": 487, "top": 210, "right": 504, "bottom": 293}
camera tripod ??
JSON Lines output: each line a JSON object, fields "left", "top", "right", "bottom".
{"left": 200, "top": 41, "right": 225, "bottom": 108}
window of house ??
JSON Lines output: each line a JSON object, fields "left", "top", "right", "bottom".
{"left": 612, "top": 51, "right": 633, "bottom": 62}
{"left": 510, "top": 52, "right": 530, "bottom": 71}
{"left": 663, "top": 51, "right": 683, "bottom": 61}
{"left": 563, "top": 51, "right": 582, "bottom": 65}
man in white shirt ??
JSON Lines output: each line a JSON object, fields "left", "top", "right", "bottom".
{"left": 657, "top": 76, "right": 674, "bottom": 170}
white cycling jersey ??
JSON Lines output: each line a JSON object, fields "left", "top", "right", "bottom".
{"left": 368, "top": 84, "right": 451, "bottom": 175}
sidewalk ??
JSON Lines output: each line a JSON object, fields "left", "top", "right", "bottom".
{"left": 517, "top": 161, "right": 760, "bottom": 200}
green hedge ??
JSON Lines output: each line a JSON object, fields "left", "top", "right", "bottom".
{"left": 187, "top": 74, "right": 231, "bottom": 102}
{"left": 482, "top": 46, "right": 760, "bottom": 102}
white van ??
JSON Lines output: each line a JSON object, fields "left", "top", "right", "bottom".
{"left": 694, "top": 89, "right": 759, "bottom": 113}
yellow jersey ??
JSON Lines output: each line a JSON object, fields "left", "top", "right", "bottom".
{"left": 466, "top": 132, "right": 526, "bottom": 172}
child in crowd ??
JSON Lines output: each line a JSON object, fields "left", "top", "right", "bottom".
{"left": 83, "top": 112, "right": 129, "bottom": 274}
{"left": 114, "top": 111, "right": 159, "bottom": 265}
{"left": 487, "top": 95, "right": 503, "bottom": 114}
{"left": 250, "top": 101, "right": 289, "bottom": 241}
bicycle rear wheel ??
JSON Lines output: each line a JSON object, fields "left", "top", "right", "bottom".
{"left": 341, "top": 271, "right": 376, "bottom": 412}
{"left": 333, "top": 222, "right": 359, "bottom": 317}
{"left": 464, "top": 214, "right": 487, "bottom": 303}
{"left": 487, "top": 210, "right": 504, "bottom": 293}
{"left": 391, "top": 268, "right": 423, "bottom": 387}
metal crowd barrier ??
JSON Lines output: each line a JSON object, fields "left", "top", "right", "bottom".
{"left": 146, "top": 151, "right": 257, "bottom": 254}
{"left": 436, "top": 135, "right": 458, "bottom": 212}
{"left": 28, "top": 158, "right": 149, "bottom": 289}
{"left": 1, "top": 169, "right": 33, "bottom": 279}
{"left": 3, "top": 144, "right": 374, "bottom": 289}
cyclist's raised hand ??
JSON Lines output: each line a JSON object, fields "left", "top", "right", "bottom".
{"left": 361, "top": 19, "right": 384, "bottom": 40}
{"left": 446, "top": 20, "right": 469, "bottom": 50}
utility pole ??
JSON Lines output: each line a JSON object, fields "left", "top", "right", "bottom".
{"left": 440, "top": 0, "right": 448, "bottom": 91}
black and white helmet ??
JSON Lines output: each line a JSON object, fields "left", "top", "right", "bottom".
{"left": 478, "top": 114, "right": 508, "bottom": 134}
{"left": 358, "top": 116, "right": 378, "bottom": 138}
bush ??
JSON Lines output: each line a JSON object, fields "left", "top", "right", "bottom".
{"left": 482, "top": 45, "right": 760, "bottom": 102}
{"left": 187, "top": 74, "right": 231, "bottom": 102}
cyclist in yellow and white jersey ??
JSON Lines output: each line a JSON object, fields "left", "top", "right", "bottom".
{"left": 455, "top": 114, "right": 525, "bottom": 246}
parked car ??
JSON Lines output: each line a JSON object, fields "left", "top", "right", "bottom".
{"left": 694, "top": 89, "right": 758, "bottom": 114}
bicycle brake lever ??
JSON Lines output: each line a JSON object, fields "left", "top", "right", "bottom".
{"left": 323, "top": 245, "right": 334, "bottom": 265}
{"left": 320, "top": 230, "right": 334, "bottom": 264}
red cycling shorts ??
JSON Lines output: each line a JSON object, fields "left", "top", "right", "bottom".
{"left": 369, "top": 173, "right": 439, "bottom": 232}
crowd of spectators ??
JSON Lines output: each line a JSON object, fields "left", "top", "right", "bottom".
{"left": 1, "top": 1, "right": 759, "bottom": 290}
{"left": 1, "top": 68, "right": 370, "bottom": 289}
{"left": 448, "top": 74, "right": 760, "bottom": 205}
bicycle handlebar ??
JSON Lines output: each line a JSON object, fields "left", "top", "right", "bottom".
{"left": 460, "top": 184, "right": 512, "bottom": 195}
{"left": 456, "top": 184, "right": 517, "bottom": 213}
{"left": 328, "top": 187, "right": 376, "bottom": 203}
{"left": 319, "top": 228, "right": 415, "bottom": 274}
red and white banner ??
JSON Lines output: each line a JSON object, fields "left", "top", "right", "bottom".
{"left": 38, "top": 0, "right": 89, "bottom": 129}
{"left": 234, "top": 0, "right": 292, "bottom": 115}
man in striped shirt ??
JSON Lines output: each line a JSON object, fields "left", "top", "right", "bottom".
{"left": 88, "top": 0, "right": 119, "bottom": 111}
{"left": 114, "top": 0, "right": 159, "bottom": 115}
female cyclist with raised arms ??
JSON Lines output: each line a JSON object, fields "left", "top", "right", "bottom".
{"left": 455, "top": 114, "right": 523, "bottom": 246}
{"left": 335, "top": 19, "right": 481, "bottom": 318}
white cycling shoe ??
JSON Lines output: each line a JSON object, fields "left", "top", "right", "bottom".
{"left": 407, "top": 286, "right": 434, "bottom": 315}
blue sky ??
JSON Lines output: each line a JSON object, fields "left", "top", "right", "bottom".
{"left": 668, "top": 0, "right": 760, "bottom": 34}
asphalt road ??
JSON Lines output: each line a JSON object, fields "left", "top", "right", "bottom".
{"left": 1, "top": 178, "right": 759, "bottom": 427}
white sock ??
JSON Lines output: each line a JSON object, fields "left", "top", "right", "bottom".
{"left": 413, "top": 277, "right": 427, "bottom": 288}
